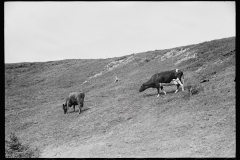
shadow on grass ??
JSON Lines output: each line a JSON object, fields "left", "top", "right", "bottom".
{"left": 142, "top": 90, "right": 183, "bottom": 97}
{"left": 67, "top": 107, "right": 91, "bottom": 114}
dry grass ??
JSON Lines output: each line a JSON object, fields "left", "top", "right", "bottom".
{"left": 5, "top": 132, "right": 39, "bottom": 158}
{"left": 5, "top": 37, "right": 235, "bottom": 158}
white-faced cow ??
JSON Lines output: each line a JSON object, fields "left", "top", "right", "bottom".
{"left": 139, "top": 69, "right": 184, "bottom": 97}
{"left": 63, "top": 92, "right": 85, "bottom": 114}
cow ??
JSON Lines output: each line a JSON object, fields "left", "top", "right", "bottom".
{"left": 63, "top": 92, "right": 85, "bottom": 114}
{"left": 139, "top": 69, "right": 184, "bottom": 97}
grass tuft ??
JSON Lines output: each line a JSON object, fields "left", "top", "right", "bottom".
{"left": 5, "top": 132, "right": 39, "bottom": 158}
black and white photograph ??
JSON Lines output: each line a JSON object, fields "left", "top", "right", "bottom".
{"left": 5, "top": 1, "right": 235, "bottom": 158}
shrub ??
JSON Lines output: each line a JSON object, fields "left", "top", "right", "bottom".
{"left": 185, "top": 82, "right": 204, "bottom": 97}
{"left": 183, "top": 72, "right": 204, "bottom": 97}
{"left": 5, "top": 132, "right": 38, "bottom": 158}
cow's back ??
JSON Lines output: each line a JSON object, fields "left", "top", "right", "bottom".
{"left": 153, "top": 70, "right": 183, "bottom": 83}
{"left": 155, "top": 71, "right": 175, "bottom": 82}
{"left": 68, "top": 92, "right": 84, "bottom": 104}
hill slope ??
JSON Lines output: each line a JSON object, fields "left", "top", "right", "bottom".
{"left": 5, "top": 37, "right": 235, "bottom": 157}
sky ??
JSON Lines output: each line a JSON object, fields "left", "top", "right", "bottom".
{"left": 5, "top": 1, "right": 235, "bottom": 63}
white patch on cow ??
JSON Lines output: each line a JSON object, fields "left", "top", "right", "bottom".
{"left": 171, "top": 78, "right": 179, "bottom": 85}
{"left": 157, "top": 73, "right": 185, "bottom": 95}
{"left": 170, "top": 78, "right": 185, "bottom": 92}
{"left": 175, "top": 68, "right": 179, "bottom": 72}
{"left": 176, "top": 78, "right": 184, "bottom": 91}
{"left": 177, "top": 79, "right": 184, "bottom": 91}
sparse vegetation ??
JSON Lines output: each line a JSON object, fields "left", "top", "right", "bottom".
{"left": 184, "top": 73, "right": 203, "bottom": 96}
{"left": 5, "top": 132, "right": 38, "bottom": 158}
{"left": 5, "top": 37, "right": 235, "bottom": 157}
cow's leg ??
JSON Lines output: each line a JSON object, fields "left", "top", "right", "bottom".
{"left": 156, "top": 86, "right": 160, "bottom": 97}
{"left": 159, "top": 83, "right": 167, "bottom": 95}
{"left": 161, "top": 86, "right": 167, "bottom": 95}
{"left": 172, "top": 78, "right": 179, "bottom": 93}
{"left": 78, "top": 104, "right": 81, "bottom": 114}
{"left": 175, "top": 78, "right": 184, "bottom": 92}
{"left": 66, "top": 104, "right": 69, "bottom": 114}
{"left": 78, "top": 103, "right": 84, "bottom": 114}
{"left": 73, "top": 105, "right": 75, "bottom": 112}
{"left": 178, "top": 81, "right": 184, "bottom": 91}
{"left": 174, "top": 84, "right": 180, "bottom": 93}
{"left": 176, "top": 77, "right": 184, "bottom": 91}
{"left": 155, "top": 83, "right": 162, "bottom": 97}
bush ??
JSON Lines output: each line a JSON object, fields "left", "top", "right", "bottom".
{"left": 183, "top": 72, "right": 204, "bottom": 97}
{"left": 5, "top": 132, "right": 38, "bottom": 158}
{"left": 185, "top": 82, "right": 204, "bottom": 97}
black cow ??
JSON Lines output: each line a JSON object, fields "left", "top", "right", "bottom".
{"left": 63, "top": 92, "right": 85, "bottom": 114}
{"left": 139, "top": 69, "right": 184, "bottom": 97}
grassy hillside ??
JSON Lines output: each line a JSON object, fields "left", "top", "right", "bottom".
{"left": 5, "top": 37, "right": 235, "bottom": 157}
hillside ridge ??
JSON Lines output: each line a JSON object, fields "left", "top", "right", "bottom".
{"left": 5, "top": 36, "right": 235, "bottom": 157}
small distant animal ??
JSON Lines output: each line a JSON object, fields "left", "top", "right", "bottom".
{"left": 139, "top": 69, "right": 184, "bottom": 97}
{"left": 114, "top": 76, "right": 120, "bottom": 83}
{"left": 63, "top": 92, "right": 85, "bottom": 114}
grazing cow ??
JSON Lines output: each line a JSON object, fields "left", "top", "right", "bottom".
{"left": 139, "top": 69, "right": 184, "bottom": 97}
{"left": 63, "top": 92, "right": 85, "bottom": 114}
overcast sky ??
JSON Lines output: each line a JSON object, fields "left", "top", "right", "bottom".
{"left": 5, "top": 1, "right": 235, "bottom": 63}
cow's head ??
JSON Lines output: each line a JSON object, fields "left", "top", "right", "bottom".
{"left": 139, "top": 84, "right": 148, "bottom": 92}
{"left": 62, "top": 104, "right": 67, "bottom": 114}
